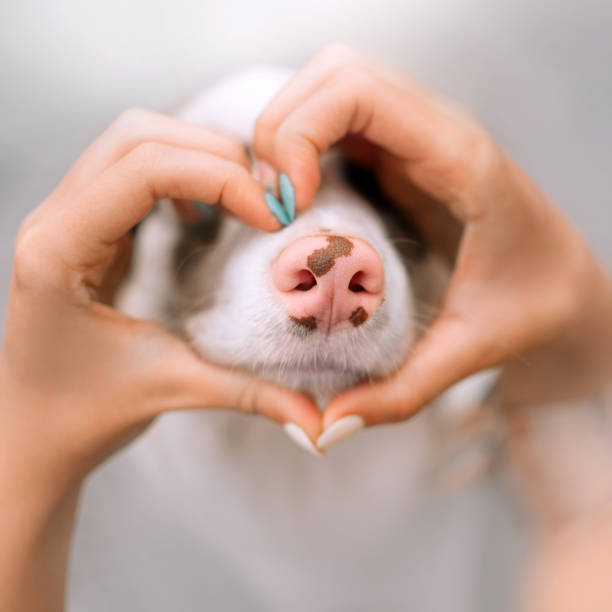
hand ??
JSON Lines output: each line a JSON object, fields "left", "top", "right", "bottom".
{"left": 0, "top": 109, "right": 325, "bottom": 610}
{"left": 521, "top": 515, "right": 612, "bottom": 612}
{"left": 254, "top": 44, "right": 612, "bottom": 441}
{"left": 0, "top": 109, "right": 321, "bottom": 502}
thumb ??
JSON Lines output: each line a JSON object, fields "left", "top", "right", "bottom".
{"left": 144, "top": 336, "right": 323, "bottom": 442}
{"left": 320, "top": 315, "right": 494, "bottom": 446}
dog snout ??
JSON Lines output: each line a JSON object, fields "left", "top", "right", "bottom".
{"left": 271, "top": 234, "right": 384, "bottom": 333}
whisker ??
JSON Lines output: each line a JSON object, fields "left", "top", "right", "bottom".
{"left": 389, "top": 236, "right": 419, "bottom": 246}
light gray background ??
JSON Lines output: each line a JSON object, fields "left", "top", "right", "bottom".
{"left": 1, "top": 1, "right": 610, "bottom": 609}
{"left": 1, "top": 0, "right": 611, "bottom": 327}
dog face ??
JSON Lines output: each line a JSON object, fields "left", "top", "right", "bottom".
{"left": 119, "top": 66, "right": 447, "bottom": 407}
{"left": 176, "top": 160, "right": 417, "bottom": 405}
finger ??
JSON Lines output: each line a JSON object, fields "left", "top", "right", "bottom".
{"left": 56, "top": 108, "right": 251, "bottom": 196}
{"left": 47, "top": 143, "right": 279, "bottom": 273}
{"left": 97, "top": 233, "right": 133, "bottom": 305}
{"left": 267, "top": 65, "right": 494, "bottom": 218}
{"left": 254, "top": 43, "right": 364, "bottom": 162}
{"left": 254, "top": 43, "right": 420, "bottom": 165}
{"left": 374, "top": 152, "right": 464, "bottom": 263}
{"left": 321, "top": 315, "right": 496, "bottom": 432}
{"left": 143, "top": 335, "right": 323, "bottom": 442}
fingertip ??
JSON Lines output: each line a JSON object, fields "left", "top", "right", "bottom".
{"left": 273, "top": 124, "right": 322, "bottom": 213}
{"left": 264, "top": 191, "right": 291, "bottom": 227}
{"left": 278, "top": 161, "right": 320, "bottom": 215}
{"left": 256, "top": 160, "right": 278, "bottom": 194}
{"left": 322, "top": 384, "right": 371, "bottom": 429}
{"left": 170, "top": 354, "right": 321, "bottom": 437}
{"left": 284, "top": 422, "right": 324, "bottom": 457}
{"left": 316, "top": 414, "right": 365, "bottom": 451}
{"left": 322, "top": 376, "right": 409, "bottom": 429}
{"left": 224, "top": 174, "right": 284, "bottom": 232}
{"left": 278, "top": 172, "right": 296, "bottom": 221}
{"left": 235, "top": 373, "right": 321, "bottom": 437}
{"left": 246, "top": 177, "right": 286, "bottom": 231}
{"left": 282, "top": 391, "right": 324, "bottom": 441}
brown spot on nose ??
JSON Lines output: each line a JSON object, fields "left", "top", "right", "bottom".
{"left": 349, "top": 306, "right": 368, "bottom": 327}
{"left": 307, "top": 235, "right": 353, "bottom": 277}
{"left": 291, "top": 315, "right": 317, "bottom": 330}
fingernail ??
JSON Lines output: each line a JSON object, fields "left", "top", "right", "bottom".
{"left": 283, "top": 423, "right": 324, "bottom": 457}
{"left": 265, "top": 191, "right": 291, "bottom": 226}
{"left": 279, "top": 172, "right": 296, "bottom": 221}
{"left": 316, "top": 415, "right": 365, "bottom": 451}
{"left": 258, "top": 161, "right": 278, "bottom": 192}
{"left": 193, "top": 201, "right": 216, "bottom": 220}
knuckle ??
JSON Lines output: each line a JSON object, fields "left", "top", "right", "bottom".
{"left": 547, "top": 247, "right": 593, "bottom": 328}
{"left": 220, "top": 159, "right": 248, "bottom": 184}
{"left": 275, "top": 119, "right": 318, "bottom": 167}
{"left": 321, "top": 45, "right": 368, "bottom": 89}
{"left": 228, "top": 139, "right": 249, "bottom": 164}
{"left": 441, "top": 125, "right": 500, "bottom": 208}
{"left": 328, "top": 66, "right": 376, "bottom": 132}
{"left": 335, "top": 63, "right": 374, "bottom": 93}
{"left": 234, "top": 163, "right": 251, "bottom": 182}
{"left": 199, "top": 126, "right": 247, "bottom": 162}
{"left": 16, "top": 208, "right": 37, "bottom": 237}
{"left": 218, "top": 165, "right": 252, "bottom": 207}
{"left": 254, "top": 111, "right": 277, "bottom": 152}
{"left": 128, "top": 141, "right": 167, "bottom": 170}
{"left": 120, "top": 142, "right": 170, "bottom": 200}
{"left": 234, "top": 380, "right": 260, "bottom": 415}
{"left": 463, "top": 125, "right": 497, "bottom": 170}
{"left": 465, "top": 132, "right": 500, "bottom": 194}
{"left": 13, "top": 220, "right": 55, "bottom": 290}
{"left": 318, "top": 42, "right": 359, "bottom": 64}
{"left": 112, "top": 107, "right": 154, "bottom": 131}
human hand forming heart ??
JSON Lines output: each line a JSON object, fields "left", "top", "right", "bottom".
{"left": 253, "top": 44, "right": 612, "bottom": 450}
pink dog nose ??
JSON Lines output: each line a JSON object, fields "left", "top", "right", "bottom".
{"left": 271, "top": 235, "right": 384, "bottom": 332}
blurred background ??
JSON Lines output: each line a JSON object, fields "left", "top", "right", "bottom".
{"left": 2, "top": 1, "right": 611, "bottom": 331}
{"left": 1, "top": 1, "right": 610, "bottom": 610}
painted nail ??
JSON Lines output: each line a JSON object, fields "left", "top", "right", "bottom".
{"left": 265, "top": 191, "right": 291, "bottom": 226}
{"left": 278, "top": 172, "right": 296, "bottom": 221}
{"left": 283, "top": 423, "right": 324, "bottom": 457}
{"left": 258, "top": 161, "right": 278, "bottom": 193}
{"left": 316, "top": 415, "right": 365, "bottom": 451}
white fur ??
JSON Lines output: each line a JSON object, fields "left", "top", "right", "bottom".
{"left": 120, "top": 66, "right": 414, "bottom": 406}
{"left": 77, "top": 67, "right": 505, "bottom": 612}
{"left": 184, "top": 190, "right": 412, "bottom": 405}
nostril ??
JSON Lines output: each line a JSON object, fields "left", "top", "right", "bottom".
{"left": 293, "top": 269, "right": 317, "bottom": 291}
{"left": 348, "top": 272, "right": 367, "bottom": 293}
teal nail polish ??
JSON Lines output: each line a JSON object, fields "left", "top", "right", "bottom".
{"left": 279, "top": 172, "right": 296, "bottom": 221}
{"left": 265, "top": 191, "right": 291, "bottom": 226}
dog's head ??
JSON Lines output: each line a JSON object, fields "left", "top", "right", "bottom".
{"left": 178, "top": 156, "right": 440, "bottom": 405}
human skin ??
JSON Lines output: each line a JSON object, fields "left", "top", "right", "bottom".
{"left": 0, "top": 110, "right": 321, "bottom": 611}
{"left": 1, "top": 45, "right": 612, "bottom": 611}
{"left": 253, "top": 43, "right": 612, "bottom": 433}
{"left": 508, "top": 399, "right": 612, "bottom": 611}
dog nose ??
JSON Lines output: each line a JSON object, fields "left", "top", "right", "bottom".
{"left": 271, "top": 235, "right": 384, "bottom": 332}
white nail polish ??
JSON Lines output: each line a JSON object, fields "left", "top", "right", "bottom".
{"left": 283, "top": 423, "right": 323, "bottom": 457}
{"left": 316, "top": 415, "right": 365, "bottom": 451}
